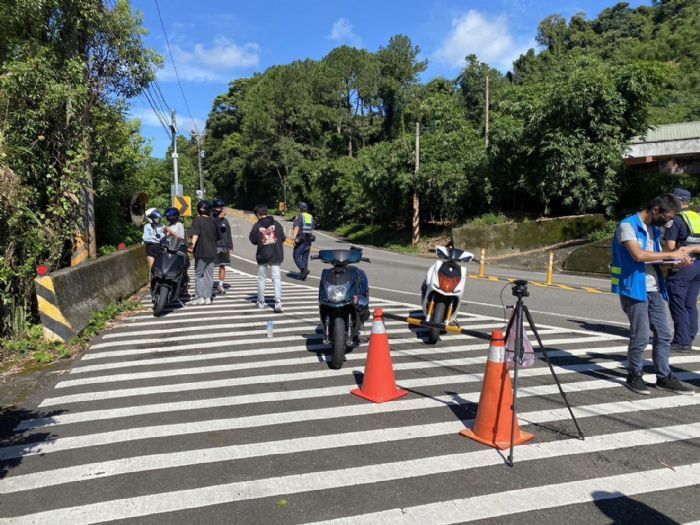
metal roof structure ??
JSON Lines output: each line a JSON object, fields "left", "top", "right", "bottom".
{"left": 630, "top": 120, "right": 700, "bottom": 144}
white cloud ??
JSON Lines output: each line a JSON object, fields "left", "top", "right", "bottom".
{"left": 328, "top": 18, "right": 361, "bottom": 46}
{"left": 159, "top": 37, "right": 260, "bottom": 83}
{"left": 434, "top": 10, "right": 535, "bottom": 71}
{"left": 129, "top": 108, "right": 205, "bottom": 135}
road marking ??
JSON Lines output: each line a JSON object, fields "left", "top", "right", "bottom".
{"left": 5, "top": 432, "right": 699, "bottom": 523}
{"left": 57, "top": 335, "right": 625, "bottom": 388}
{"left": 308, "top": 463, "right": 700, "bottom": 525}
{"left": 41, "top": 344, "right": 632, "bottom": 407}
{"left": 6, "top": 369, "right": 698, "bottom": 461}
{"left": 6, "top": 400, "right": 700, "bottom": 495}
{"left": 24, "top": 354, "right": 700, "bottom": 430}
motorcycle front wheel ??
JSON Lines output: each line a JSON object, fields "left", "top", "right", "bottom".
{"left": 427, "top": 301, "right": 445, "bottom": 345}
{"left": 153, "top": 286, "right": 169, "bottom": 317}
{"left": 331, "top": 315, "right": 346, "bottom": 369}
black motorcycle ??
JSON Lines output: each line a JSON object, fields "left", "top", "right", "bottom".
{"left": 151, "top": 235, "right": 189, "bottom": 316}
{"left": 313, "top": 247, "right": 370, "bottom": 369}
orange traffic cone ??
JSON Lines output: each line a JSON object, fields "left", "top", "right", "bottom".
{"left": 460, "top": 330, "right": 534, "bottom": 449}
{"left": 351, "top": 308, "right": 409, "bottom": 403}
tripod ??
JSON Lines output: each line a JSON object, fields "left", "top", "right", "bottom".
{"left": 504, "top": 280, "right": 585, "bottom": 466}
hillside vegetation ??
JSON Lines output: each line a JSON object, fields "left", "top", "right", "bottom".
{"left": 203, "top": 0, "right": 700, "bottom": 229}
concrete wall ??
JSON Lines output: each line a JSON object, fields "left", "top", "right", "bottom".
{"left": 562, "top": 238, "right": 612, "bottom": 276}
{"left": 34, "top": 245, "right": 148, "bottom": 341}
{"left": 451, "top": 214, "right": 607, "bottom": 257}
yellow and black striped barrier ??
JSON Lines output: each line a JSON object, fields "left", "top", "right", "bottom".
{"left": 382, "top": 311, "right": 491, "bottom": 340}
{"left": 34, "top": 275, "right": 76, "bottom": 342}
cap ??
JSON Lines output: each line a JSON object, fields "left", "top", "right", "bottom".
{"left": 672, "top": 188, "right": 691, "bottom": 202}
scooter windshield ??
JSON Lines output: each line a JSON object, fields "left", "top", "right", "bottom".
{"left": 319, "top": 249, "right": 362, "bottom": 265}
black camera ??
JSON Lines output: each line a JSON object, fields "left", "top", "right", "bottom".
{"left": 511, "top": 279, "right": 529, "bottom": 298}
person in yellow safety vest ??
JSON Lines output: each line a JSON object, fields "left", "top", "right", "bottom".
{"left": 292, "top": 201, "right": 315, "bottom": 280}
{"left": 664, "top": 188, "right": 700, "bottom": 352}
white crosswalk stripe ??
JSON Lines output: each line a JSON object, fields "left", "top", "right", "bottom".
{"left": 1, "top": 266, "right": 698, "bottom": 524}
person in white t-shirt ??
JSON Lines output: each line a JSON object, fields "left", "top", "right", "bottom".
{"left": 164, "top": 207, "right": 186, "bottom": 241}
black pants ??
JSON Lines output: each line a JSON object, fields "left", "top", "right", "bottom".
{"left": 293, "top": 241, "right": 311, "bottom": 272}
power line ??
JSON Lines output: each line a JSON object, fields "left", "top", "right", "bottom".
{"left": 153, "top": 0, "right": 198, "bottom": 135}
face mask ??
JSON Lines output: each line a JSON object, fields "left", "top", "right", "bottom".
{"left": 651, "top": 216, "right": 670, "bottom": 228}
{"left": 152, "top": 217, "right": 160, "bottom": 225}
{"left": 212, "top": 210, "right": 220, "bottom": 217}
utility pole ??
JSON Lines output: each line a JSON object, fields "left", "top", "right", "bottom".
{"left": 412, "top": 121, "right": 420, "bottom": 246}
{"left": 170, "top": 110, "right": 180, "bottom": 197}
{"left": 193, "top": 129, "right": 204, "bottom": 197}
{"left": 485, "top": 75, "right": 490, "bottom": 148}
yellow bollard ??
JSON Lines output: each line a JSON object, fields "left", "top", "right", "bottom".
{"left": 546, "top": 251, "right": 554, "bottom": 285}
{"left": 479, "top": 248, "right": 486, "bottom": 278}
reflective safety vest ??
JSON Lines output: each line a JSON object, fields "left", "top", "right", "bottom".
{"left": 300, "top": 212, "right": 313, "bottom": 234}
{"left": 679, "top": 210, "right": 700, "bottom": 244}
{"left": 610, "top": 213, "right": 668, "bottom": 301}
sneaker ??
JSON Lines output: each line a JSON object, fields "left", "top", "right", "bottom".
{"left": 217, "top": 285, "right": 226, "bottom": 295}
{"left": 625, "top": 374, "right": 650, "bottom": 395}
{"left": 274, "top": 302, "right": 283, "bottom": 313}
{"left": 204, "top": 297, "right": 212, "bottom": 305}
{"left": 193, "top": 297, "right": 205, "bottom": 306}
{"left": 670, "top": 343, "right": 693, "bottom": 353}
{"left": 255, "top": 302, "right": 265, "bottom": 309}
{"left": 301, "top": 269, "right": 310, "bottom": 281}
{"left": 656, "top": 376, "right": 694, "bottom": 395}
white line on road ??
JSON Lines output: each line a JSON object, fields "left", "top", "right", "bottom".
{"left": 6, "top": 370, "right": 698, "bottom": 461}
{"left": 4, "top": 431, "right": 698, "bottom": 524}
{"left": 6, "top": 399, "right": 700, "bottom": 494}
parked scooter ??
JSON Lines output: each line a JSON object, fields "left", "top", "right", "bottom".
{"left": 312, "top": 247, "right": 371, "bottom": 369}
{"left": 151, "top": 235, "right": 189, "bottom": 316}
{"left": 421, "top": 246, "right": 475, "bottom": 344}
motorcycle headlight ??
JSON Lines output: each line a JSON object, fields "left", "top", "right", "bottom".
{"left": 325, "top": 283, "right": 348, "bottom": 302}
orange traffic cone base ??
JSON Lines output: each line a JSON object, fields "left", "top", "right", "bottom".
{"left": 351, "top": 387, "right": 409, "bottom": 403}
{"left": 459, "top": 428, "right": 534, "bottom": 450}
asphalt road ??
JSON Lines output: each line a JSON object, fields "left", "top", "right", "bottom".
{"left": 0, "top": 211, "right": 699, "bottom": 524}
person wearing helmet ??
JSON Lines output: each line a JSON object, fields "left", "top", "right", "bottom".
{"left": 189, "top": 200, "right": 220, "bottom": 305}
{"left": 292, "top": 201, "right": 316, "bottom": 280}
{"left": 212, "top": 198, "right": 234, "bottom": 294}
{"left": 143, "top": 208, "right": 164, "bottom": 271}
{"left": 163, "top": 207, "right": 185, "bottom": 241}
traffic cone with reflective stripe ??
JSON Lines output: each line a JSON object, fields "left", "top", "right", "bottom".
{"left": 460, "top": 330, "right": 534, "bottom": 449}
{"left": 351, "top": 308, "right": 409, "bottom": 403}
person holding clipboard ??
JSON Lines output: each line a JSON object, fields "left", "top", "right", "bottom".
{"left": 611, "top": 193, "right": 694, "bottom": 396}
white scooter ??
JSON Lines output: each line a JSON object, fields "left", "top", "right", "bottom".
{"left": 421, "top": 246, "right": 475, "bottom": 344}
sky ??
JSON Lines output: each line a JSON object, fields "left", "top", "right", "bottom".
{"left": 129, "top": 0, "right": 650, "bottom": 157}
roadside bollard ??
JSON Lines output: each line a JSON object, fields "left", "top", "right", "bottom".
{"left": 546, "top": 251, "right": 554, "bottom": 285}
{"left": 479, "top": 248, "right": 486, "bottom": 278}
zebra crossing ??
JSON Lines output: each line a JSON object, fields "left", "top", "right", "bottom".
{"left": 1, "top": 267, "right": 699, "bottom": 523}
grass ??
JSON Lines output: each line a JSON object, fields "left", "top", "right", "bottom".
{"left": 0, "top": 298, "right": 141, "bottom": 371}
{"left": 334, "top": 222, "right": 453, "bottom": 255}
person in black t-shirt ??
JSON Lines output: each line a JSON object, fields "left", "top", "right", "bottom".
{"left": 189, "top": 200, "right": 220, "bottom": 305}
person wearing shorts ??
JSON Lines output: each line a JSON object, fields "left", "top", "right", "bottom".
{"left": 212, "top": 198, "right": 234, "bottom": 294}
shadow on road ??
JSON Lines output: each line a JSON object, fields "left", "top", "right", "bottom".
{"left": 0, "top": 406, "right": 64, "bottom": 479}
{"left": 569, "top": 319, "right": 629, "bottom": 338}
{"left": 593, "top": 491, "right": 679, "bottom": 524}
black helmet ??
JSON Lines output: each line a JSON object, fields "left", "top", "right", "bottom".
{"left": 212, "top": 197, "right": 225, "bottom": 208}
{"left": 197, "top": 200, "right": 212, "bottom": 215}
{"left": 299, "top": 201, "right": 309, "bottom": 211}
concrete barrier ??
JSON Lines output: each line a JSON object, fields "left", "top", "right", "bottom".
{"left": 34, "top": 245, "right": 148, "bottom": 341}
{"left": 562, "top": 238, "right": 612, "bottom": 276}
{"left": 452, "top": 214, "right": 606, "bottom": 257}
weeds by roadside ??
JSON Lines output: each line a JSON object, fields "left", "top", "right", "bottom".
{"left": 0, "top": 299, "right": 141, "bottom": 371}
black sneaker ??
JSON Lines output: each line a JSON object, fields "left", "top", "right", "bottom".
{"left": 626, "top": 375, "right": 650, "bottom": 395}
{"left": 670, "top": 343, "right": 693, "bottom": 353}
{"left": 656, "top": 376, "right": 694, "bottom": 395}
{"left": 301, "top": 269, "right": 310, "bottom": 281}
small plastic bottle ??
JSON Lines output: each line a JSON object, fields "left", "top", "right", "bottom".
{"left": 267, "top": 319, "right": 274, "bottom": 338}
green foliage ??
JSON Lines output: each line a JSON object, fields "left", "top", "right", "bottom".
{"left": 587, "top": 220, "right": 618, "bottom": 242}
{"left": 0, "top": 1, "right": 159, "bottom": 337}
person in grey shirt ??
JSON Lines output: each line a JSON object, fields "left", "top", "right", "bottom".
{"left": 612, "top": 194, "right": 694, "bottom": 396}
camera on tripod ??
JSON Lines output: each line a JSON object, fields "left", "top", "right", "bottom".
{"left": 511, "top": 279, "right": 529, "bottom": 298}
